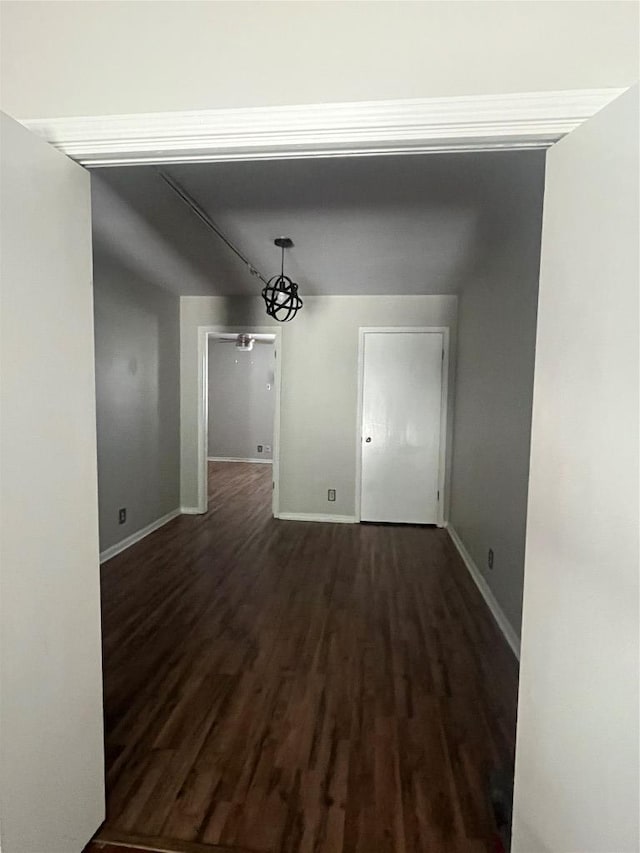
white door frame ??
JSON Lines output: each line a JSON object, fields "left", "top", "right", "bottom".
{"left": 21, "top": 89, "right": 625, "bottom": 167}
{"left": 355, "top": 327, "right": 450, "bottom": 527}
{"left": 197, "top": 325, "right": 283, "bottom": 516}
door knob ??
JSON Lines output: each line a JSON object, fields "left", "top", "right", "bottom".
{"left": 365, "top": 436, "right": 372, "bottom": 443}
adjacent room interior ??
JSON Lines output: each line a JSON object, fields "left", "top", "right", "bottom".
{"left": 89, "top": 149, "right": 544, "bottom": 850}
{"left": 207, "top": 332, "right": 276, "bottom": 518}
{"left": 208, "top": 333, "right": 276, "bottom": 467}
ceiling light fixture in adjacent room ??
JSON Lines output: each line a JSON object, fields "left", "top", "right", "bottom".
{"left": 262, "top": 238, "right": 303, "bottom": 322}
{"left": 235, "top": 334, "right": 254, "bottom": 351}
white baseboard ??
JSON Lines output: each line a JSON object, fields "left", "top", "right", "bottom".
{"left": 277, "top": 512, "right": 357, "bottom": 524}
{"left": 100, "top": 508, "right": 181, "bottom": 564}
{"left": 180, "top": 506, "right": 203, "bottom": 515}
{"left": 208, "top": 456, "right": 272, "bottom": 464}
{"left": 446, "top": 523, "right": 520, "bottom": 660}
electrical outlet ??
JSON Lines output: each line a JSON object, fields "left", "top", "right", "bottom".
{"left": 488, "top": 548, "right": 494, "bottom": 569}
{"left": 328, "top": 489, "right": 336, "bottom": 502}
{"left": 118, "top": 508, "right": 127, "bottom": 525}
{"left": 257, "top": 444, "right": 263, "bottom": 453}
{"left": 264, "top": 445, "right": 271, "bottom": 453}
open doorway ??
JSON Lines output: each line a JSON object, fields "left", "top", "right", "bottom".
{"left": 197, "top": 326, "right": 282, "bottom": 517}
{"left": 206, "top": 331, "right": 277, "bottom": 518}
{"left": 87, "top": 151, "right": 534, "bottom": 851}
{"left": 84, "top": 149, "right": 540, "bottom": 852}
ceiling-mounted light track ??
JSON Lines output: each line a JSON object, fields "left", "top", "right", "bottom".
{"left": 157, "top": 169, "right": 303, "bottom": 321}
{"left": 155, "top": 168, "right": 269, "bottom": 285}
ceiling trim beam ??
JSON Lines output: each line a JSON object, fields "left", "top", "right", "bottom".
{"left": 21, "top": 88, "right": 626, "bottom": 167}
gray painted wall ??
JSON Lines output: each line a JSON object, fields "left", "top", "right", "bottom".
{"left": 93, "top": 248, "right": 180, "bottom": 551}
{"left": 449, "top": 153, "right": 546, "bottom": 639}
{"left": 208, "top": 338, "right": 275, "bottom": 460}
{"left": 181, "top": 295, "right": 457, "bottom": 517}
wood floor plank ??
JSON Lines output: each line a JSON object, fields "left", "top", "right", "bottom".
{"left": 95, "top": 462, "right": 518, "bottom": 853}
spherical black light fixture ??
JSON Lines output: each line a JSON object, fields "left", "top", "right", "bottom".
{"left": 262, "top": 237, "right": 303, "bottom": 322}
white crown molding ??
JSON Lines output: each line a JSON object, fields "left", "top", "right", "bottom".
{"left": 446, "top": 523, "right": 520, "bottom": 659}
{"left": 21, "top": 89, "right": 625, "bottom": 167}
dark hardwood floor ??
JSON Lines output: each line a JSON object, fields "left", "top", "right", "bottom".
{"left": 95, "top": 462, "right": 518, "bottom": 853}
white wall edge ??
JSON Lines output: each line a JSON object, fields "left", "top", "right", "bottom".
{"left": 21, "top": 89, "right": 626, "bottom": 166}
{"left": 180, "top": 506, "right": 203, "bottom": 515}
{"left": 278, "top": 512, "right": 357, "bottom": 524}
{"left": 446, "top": 523, "right": 521, "bottom": 659}
{"left": 208, "top": 456, "right": 272, "bottom": 464}
{"left": 99, "top": 508, "right": 181, "bottom": 564}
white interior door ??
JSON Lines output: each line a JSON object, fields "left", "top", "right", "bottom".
{"left": 360, "top": 331, "right": 443, "bottom": 524}
{"left": 0, "top": 113, "right": 104, "bottom": 852}
{"left": 512, "top": 87, "right": 639, "bottom": 853}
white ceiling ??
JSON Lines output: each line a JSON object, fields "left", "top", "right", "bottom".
{"left": 91, "top": 151, "right": 545, "bottom": 297}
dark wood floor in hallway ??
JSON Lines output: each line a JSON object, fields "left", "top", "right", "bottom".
{"left": 96, "top": 462, "right": 519, "bottom": 853}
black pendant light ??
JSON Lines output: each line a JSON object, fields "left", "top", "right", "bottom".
{"left": 262, "top": 237, "right": 303, "bottom": 322}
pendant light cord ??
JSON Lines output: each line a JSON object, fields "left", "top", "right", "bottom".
{"left": 155, "top": 168, "right": 270, "bottom": 286}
